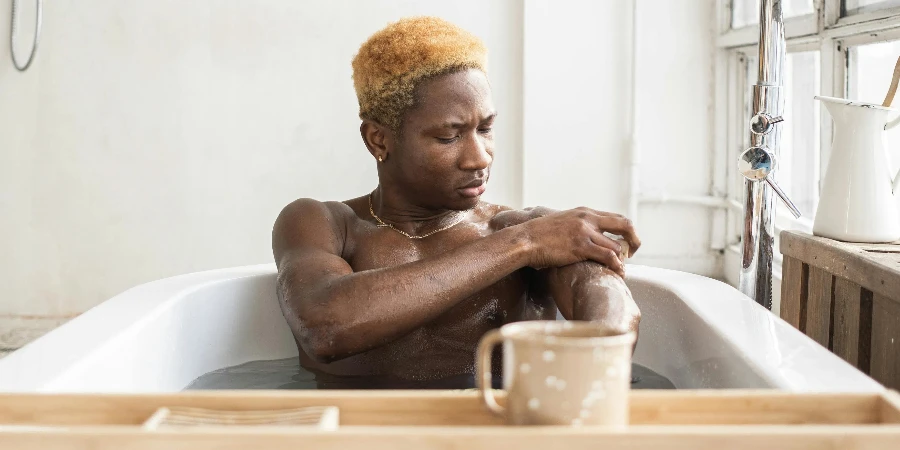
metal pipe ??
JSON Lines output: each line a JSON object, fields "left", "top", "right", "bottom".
{"left": 627, "top": 0, "right": 640, "bottom": 223}
{"left": 10, "top": 0, "right": 42, "bottom": 72}
{"left": 757, "top": 1, "right": 785, "bottom": 85}
{"left": 638, "top": 193, "right": 731, "bottom": 209}
{"left": 739, "top": 0, "right": 789, "bottom": 309}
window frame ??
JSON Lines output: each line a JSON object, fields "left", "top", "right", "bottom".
{"left": 717, "top": 0, "right": 900, "bottom": 291}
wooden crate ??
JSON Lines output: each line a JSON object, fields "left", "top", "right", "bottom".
{"left": 780, "top": 231, "right": 900, "bottom": 389}
{"left": 0, "top": 390, "right": 898, "bottom": 449}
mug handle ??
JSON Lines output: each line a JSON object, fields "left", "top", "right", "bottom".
{"left": 476, "top": 328, "right": 506, "bottom": 416}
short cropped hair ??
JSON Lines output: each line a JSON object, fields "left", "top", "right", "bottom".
{"left": 351, "top": 16, "right": 488, "bottom": 130}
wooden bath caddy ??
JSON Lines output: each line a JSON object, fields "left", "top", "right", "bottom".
{"left": 0, "top": 390, "right": 898, "bottom": 449}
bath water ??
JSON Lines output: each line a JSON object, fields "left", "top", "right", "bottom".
{"left": 184, "top": 357, "right": 676, "bottom": 390}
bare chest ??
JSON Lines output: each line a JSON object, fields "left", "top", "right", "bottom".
{"left": 343, "top": 221, "right": 534, "bottom": 326}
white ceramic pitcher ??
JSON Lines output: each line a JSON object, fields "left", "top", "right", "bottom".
{"left": 814, "top": 96, "right": 900, "bottom": 243}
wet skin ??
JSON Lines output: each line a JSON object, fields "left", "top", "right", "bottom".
{"left": 272, "top": 69, "right": 642, "bottom": 388}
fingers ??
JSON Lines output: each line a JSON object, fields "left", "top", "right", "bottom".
{"left": 592, "top": 232, "right": 626, "bottom": 258}
{"left": 587, "top": 234, "right": 625, "bottom": 277}
{"left": 574, "top": 207, "right": 623, "bottom": 218}
{"left": 569, "top": 207, "right": 641, "bottom": 254}
{"left": 587, "top": 213, "right": 641, "bottom": 256}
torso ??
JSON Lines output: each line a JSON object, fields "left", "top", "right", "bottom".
{"left": 297, "top": 196, "right": 555, "bottom": 384}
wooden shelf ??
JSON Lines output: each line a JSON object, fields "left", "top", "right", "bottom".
{"left": 0, "top": 390, "right": 898, "bottom": 448}
{"left": 780, "top": 230, "right": 900, "bottom": 389}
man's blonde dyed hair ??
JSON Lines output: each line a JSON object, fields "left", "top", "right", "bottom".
{"left": 352, "top": 16, "right": 488, "bottom": 130}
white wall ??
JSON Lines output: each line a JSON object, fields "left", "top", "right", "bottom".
{"left": 522, "top": 0, "right": 720, "bottom": 275}
{"left": 0, "top": 0, "right": 524, "bottom": 316}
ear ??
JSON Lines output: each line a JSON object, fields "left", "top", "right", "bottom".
{"left": 360, "top": 120, "right": 390, "bottom": 162}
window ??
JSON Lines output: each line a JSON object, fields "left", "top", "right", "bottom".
{"left": 732, "top": 0, "right": 816, "bottom": 28}
{"left": 849, "top": 40, "right": 900, "bottom": 175}
{"left": 718, "top": 0, "right": 900, "bottom": 294}
{"left": 844, "top": 0, "right": 900, "bottom": 15}
{"left": 780, "top": 51, "right": 821, "bottom": 219}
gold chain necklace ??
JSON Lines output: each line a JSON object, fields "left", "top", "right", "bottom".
{"left": 368, "top": 193, "right": 469, "bottom": 239}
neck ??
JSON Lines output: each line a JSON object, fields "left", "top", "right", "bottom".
{"left": 370, "top": 185, "right": 467, "bottom": 235}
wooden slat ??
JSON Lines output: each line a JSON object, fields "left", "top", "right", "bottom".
{"left": 882, "top": 391, "right": 900, "bottom": 424}
{"left": 779, "top": 256, "right": 807, "bottom": 330}
{"left": 871, "top": 294, "right": 900, "bottom": 390}
{"left": 832, "top": 277, "right": 863, "bottom": 368}
{"left": 859, "top": 289, "right": 875, "bottom": 374}
{"left": 780, "top": 231, "right": 900, "bottom": 303}
{"left": 0, "top": 391, "right": 884, "bottom": 427}
{"left": 1, "top": 425, "right": 900, "bottom": 450}
{"left": 805, "top": 266, "right": 834, "bottom": 349}
{"left": 627, "top": 391, "right": 880, "bottom": 425}
{"left": 0, "top": 391, "right": 503, "bottom": 427}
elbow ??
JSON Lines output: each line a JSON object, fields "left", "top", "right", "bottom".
{"left": 278, "top": 277, "right": 351, "bottom": 363}
{"left": 295, "top": 305, "right": 362, "bottom": 364}
{"left": 565, "top": 262, "right": 641, "bottom": 333}
{"left": 297, "top": 322, "right": 345, "bottom": 364}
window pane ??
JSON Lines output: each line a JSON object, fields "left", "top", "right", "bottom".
{"left": 734, "top": 54, "right": 759, "bottom": 205}
{"left": 732, "top": 0, "right": 815, "bottom": 29}
{"left": 849, "top": 40, "right": 900, "bottom": 187}
{"left": 844, "top": 0, "right": 900, "bottom": 15}
{"left": 779, "top": 51, "right": 820, "bottom": 218}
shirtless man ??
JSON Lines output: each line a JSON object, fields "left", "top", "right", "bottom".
{"left": 272, "top": 17, "right": 641, "bottom": 389}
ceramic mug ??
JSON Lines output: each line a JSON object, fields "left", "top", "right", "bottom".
{"left": 476, "top": 320, "right": 635, "bottom": 426}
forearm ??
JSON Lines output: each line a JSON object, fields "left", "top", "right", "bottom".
{"left": 285, "top": 226, "right": 531, "bottom": 361}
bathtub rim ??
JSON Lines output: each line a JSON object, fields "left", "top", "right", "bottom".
{"left": 0, "top": 264, "right": 884, "bottom": 393}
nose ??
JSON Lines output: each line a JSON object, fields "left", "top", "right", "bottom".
{"left": 458, "top": 132, "right": 493, "bottom": 171}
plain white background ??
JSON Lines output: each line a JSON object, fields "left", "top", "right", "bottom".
{"left": 0, "top": 0, "right": 718, "bottom": 318}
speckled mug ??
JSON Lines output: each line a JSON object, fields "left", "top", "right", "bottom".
{"left": 476, "top": 321, "right": 635, "bottom": 427}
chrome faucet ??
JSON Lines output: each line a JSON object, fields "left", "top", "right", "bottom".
{"left": 738, "top": 0, "right": 802, "bottom": 309}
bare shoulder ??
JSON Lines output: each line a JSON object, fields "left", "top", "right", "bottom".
{"left": 485, "top": 204, "right": 558, "bottom": 231}
{"left": 272, "top": 198, "right": 356, "bottom": 259}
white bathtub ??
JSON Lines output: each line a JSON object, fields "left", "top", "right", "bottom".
{"left": 0, "top": 264, "right": 883, "bottom": 393}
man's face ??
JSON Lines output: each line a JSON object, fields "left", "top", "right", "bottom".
{"left": 386, "top": 69, "right": 496, "bottom": 211}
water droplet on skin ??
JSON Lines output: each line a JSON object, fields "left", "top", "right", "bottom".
{"left": 528, "top": 398, "right": 540, "bottom": 410}
{"left": 520, "top": 363, "right": 531, "bottom": 374}
{"left": 545, "top": 375, "right": 557, "bottom": 387}
{"left": 543, "top": 350, "right": 555, "bottom": 362}
{"left": 556, "top": 379, "right": 567, "bottom": 390}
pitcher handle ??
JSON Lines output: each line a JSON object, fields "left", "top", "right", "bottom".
{"left": 885, "top": 113, "right": 900, "bottom": 130}
{"left": 476, "top": 329, "right": 506, "bottom": 416}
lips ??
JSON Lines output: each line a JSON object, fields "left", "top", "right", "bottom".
{"left": 458, "top": 179, "right": 486, "bottom": 198}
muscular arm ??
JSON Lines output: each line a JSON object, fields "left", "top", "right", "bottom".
{"left": 273, "top": 199, "right": 534, "bottom": 363}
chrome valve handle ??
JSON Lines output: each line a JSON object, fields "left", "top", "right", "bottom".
{"left": 738, "top": 146, "right": 802, "bottom": 219}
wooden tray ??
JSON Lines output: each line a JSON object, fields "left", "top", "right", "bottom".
{"left": 0, "top": 390, "right": 898, "bottom": 449}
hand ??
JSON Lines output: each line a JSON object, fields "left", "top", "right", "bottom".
{"left": 519, "top": 207, "right": 641, "bottom": 276}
